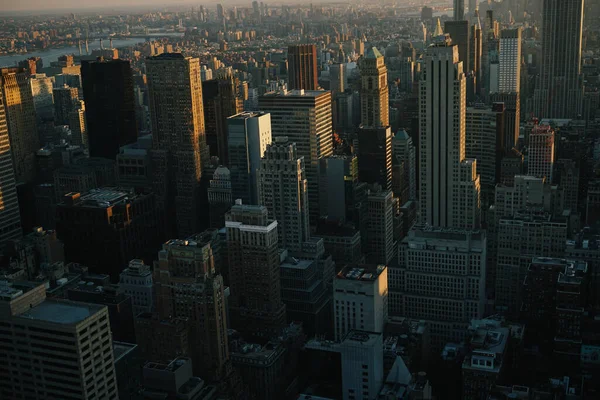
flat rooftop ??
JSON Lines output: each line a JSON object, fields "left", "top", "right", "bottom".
{"left": 342, "top": 331, "right": 381, "bottom": 347}
{"left": 113, "top": 342, "right": 137, "bottom": 363}
{"left": 336, "top": 264, "right": 386, "bottom": 281}
{"left": 280, "top": 257, "right": 313, "bottom": 270}
{"left": 17, "top": 299, "right": 104, "bottom": 325}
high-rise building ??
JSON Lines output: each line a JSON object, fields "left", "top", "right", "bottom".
{"left": 390, "top": 226, "right": 486, "bottom": 349}
{"left": 330, "top": 63, "right": 345, "bottom": 94}
{"left": 357, "top": 127, "right": 393, "bottom": 191}
{"left": 454, "top": 0, "right": 465, "bottom": 20}
{"left": 208, "top": 166, "right": 233, "bottom": 228}
{"left": 55, "top": 188, "right": 161, "bottom": 281}
{"left": 0, "top": 281, "right": 118, "bottom": 399}
{"left": 465, "top": 103, "right": 506, "bottom": 207}
{"left": 528, "top": 124, "right": 555, "bottom": 181}
{"left": 53, "top": 85, "right": 79, "bottom": 125}
{"left": 1, "top": 68, "right": 39, "bottom": 183}
{"left": 258, "top": 137, "right": 309, "bottom": 252}
{"left": 555, "top": 158, "right": 579, "bottom": 213}
{"left": 360, "top": 47, "right": 389, "bottom": 128}
{"left": 69, "top": 100, "right": 88, "bottom": 148}
{"left": 259, "top": 89, "right": 333, "bottom": 222}
{"left": 495, "top": 211, "right": 567, "bottom": 317}
{"left": 333, "top": 264, "right": 388, "bottom": 341}
{"left": 29, "top": 73, "right": 54, "bottom": 120}
{"left": 153, "top": 238, "right": 230, "bottom": 380}
{"left": 81, "top": 59, "right": 137, "bottom": 159}
{"left": 287, "top": 44, "right": 318, "bottom": 90}
{"left": 533, "top": 0, "right": 584, "bottom": 119}
{"left": 225, "top": 202, "right": 286, "bottom": 335}
{"left": 0, "top": 94, "right": 21, "bottom": 248}
{"left": 227, "top": 111, "right": 272, "bottom": 204}
{"left": 469, "top": 18, "right": 483, "bottom": 95}
{"left": 202, "top": 74, "right": 243, "bottom": 164}
{"left": 498, "top": 29, "right": 522, "bottom": 93}
{"left": 146, "top": 53, "right": 208, "bottom": 237}
{"left": 117, "top": 259, "right": 153, "bottom": 316}
{"left": 490, "top": 92, "right": 520, "bottom": 152}
{"left": 340, "top": 331, "right": 385, "bottom": 400}
{"left": 419, "top": 35, "right": 481, "bottom": 229}
{"left": 366, "top": 190, "right": 395, "bottom": 265}
{"left": 444, "top": 21, "right": 470, "bottom": 71}
{"left": 392, "top": 129, "right": 417, "bottom": 201}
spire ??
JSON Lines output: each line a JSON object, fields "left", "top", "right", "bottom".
{"left": 433, "top": 18, "right": 444, "bottom": 37}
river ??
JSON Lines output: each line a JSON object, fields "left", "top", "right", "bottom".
{"left": 0, "top": 37, "right": 169, "bottom": 67}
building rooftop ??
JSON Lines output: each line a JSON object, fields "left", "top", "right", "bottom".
{"left": 342, "top": 331, "right": 381, "bottom": 347}
{"left": 61, "top": 187, "right": 142, "bottom": 209}
{"left": 113, "top": 341, "right": 137, "bottom": 363}
{"left": 337, "top": 264, "right": 386, "bottom": 282}
{"left": 227, "top": 111, "right": 269, "bottom": 120}
{"left": 280, "top": 257, "right": 313, "bottom": 270}
{"left": 261, "top": 88, "right": 329, "bottom": 98}
{"left": 17, "top": 299, "right": 104, "bottom": 325}
{"left": 405, "top": 226, "right": 485, "bottom": 250}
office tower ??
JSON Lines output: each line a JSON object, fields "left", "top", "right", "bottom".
{"left": 390, "top": 226, "right": 486, "bottom": 349}
{"left": 555, "top": 159, "right": 579, "bottom": 213}
{"left": 53, "top": 85, "right": 79, "bottom": 125}
{"left": 500, "top": 150, "right": 524, "bottom": 186}
{"left": 146, "top": 53, "right": 207, "bottom": 238}
{"left": 0, "top": 281, "right": 118, "bottom": 399}
{"left": 1, "top": 68, "right": 39, "bottom": 183}
{"left": 29, "top": 73, "right": 54, "bottom": 120}
{"left": 330, "top": 63, "right": 345, "bottom": 94}
{"left": 360, "top": 47, "right": 389, "bottom": 127}
{"left": 208, "top": 166, "right": 233, "bottom": 228}
{"left": 333, "top": 91, "right": 355, "bottom": 133}
{"left": 135, "top": 313, "right": 190, "bottom": 365}
{"left": 534, "top": 0, "right": 584, "bottom": 119}
{"left": 392, "top": 130, "right": 417, "bottom": 202}
{"left": 81, "top": 59, "right": 137, "bottom": 159}
{"left": 287, "top": 44, "right": 318, "bottom": 90}
{"left": 470, "top": 19, "right": 482, "bottom": 95}
{"left": 0, "top": 95, "right": 22, "bottom": 248}
{"left": 495, "top": 211, "right": 567, "bottom": 317}
{"left": 465, "top": 103, "right": 506, "bottom": 207}
{"left": 490, "top": 92, "right": 520, "bottom": 151}
{"left": 357, "top": 127, "right": 393, "bottom": 191}
{"left": 444, "top": 21, "right": 470, "bottom": 71}
{"left": 227, "top": 111, "right": 272, "bottom": 204}
{"left": 419, "top": 36, "right": 481, "bottom": 229}
{"left": 498, "top": 29, "right": 522, "bottom": 93}
{"left": 69, "top": 101, "right": 87, "bottom": 148}
{"left": 260, "top": 89, "right": 333, "bottom": 223}
{"left": 55, "top": 188, "right": 161, "bottom": 282}
{"left": 202, "top": 74, "right": 243, "bottom": 164}
{"left": 225, "top": 203, "right": 286, "bottom": 335}
{"left": 216, "top": 3, "right": 224, "bottom": 19}
{"left": 454, "top": 0, "right": 465, "bottom": 20}
{"left": 366, "top": 190, "right": 395, "bottom": 265}
{"left": 257, "top": 137, "right": 309, "bottom": 252}
{"left": 494, "top": 175, "right": 563, "bottom": 219}
{"left": 340, "top": 332, "right": 384, "bottom": 400}
{"left": 153, "top": 238, "right": 229, "bottom": 380}
{"left": 528, "top": 124, "right": 555, "bottom": 181}
{"left": 118, "top": 259, "right": 153, "bottom": 316}
{"left": 316, "top": 220, "right": 364, "bottom": 265}
{"left": 333, "top": 264, "right": 388, "bottom": 341}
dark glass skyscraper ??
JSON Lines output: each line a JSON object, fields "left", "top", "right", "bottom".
{"left": 287, "top": 44, "right": 318, "bottom": 90}
{"left": 81, "top": 59, "right": 138, "bottom": 159}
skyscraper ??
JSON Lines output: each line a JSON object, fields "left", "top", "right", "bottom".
{"left": 202, "top": 74, "right": 243, "bottom": 164}
{"left": 498, "top": 29, "right": 522, "bottom": 93}
{"left": 259, "top": 89, "right": 333, "bottom": 223}
{"left": 419, "top": 35, "right": 481, "bottom": 229}
{"left": 528, "top": 124, "right": 555, "bottom": 181}
{"left": 360, "top": 47, "right": 389, "bottom": 128}
{"left": 153, "top": 238, "right": 230, "bottom": 380}
{"left": 357, "top": 127, "right": 393, "bottom": 191}
{"left": 330, "top": 63, "right": 345, "bottom": 94}
{"left": 146, "top": 53, "right": 208, "bottom": 237}
{"left": 390, "top": 226, "right": 486, "bottom": 349}
{"left": 227, "top": 111, "right": 272, "bottom": 204}
{"left": 444, "top": 21, "right": 470, "bottom": 72}
{"left": 0, "top": 94, "right": 21, "bottom": 248}
{"left": 1, "top": 68, "right": 39, "bottom": 183}
{"left": 454, "top": 0, "right": 465, "bottom": 20}
{"left": 258, "top": 137, "right": 309, "bottom": 252}
{"left": 534, "top": 0, "right": 584, "bottom": 118}
{"left": 392, "top": 130, "right": 417, "bottom": 201}
{"left": 469, "top": 18, "right": 483, "bottom": 95}
{"left": 53, "top": 85, "right": 79, "bottom": 125}
{"left": 287, "top": 44, "right": 318, "bottom": 90}
{"left": 366, "top": 190, "right": 395, "bottom": 265}
{"left": 208, "top": 166, "right": 233, "bottom": 228}
{"left": 0, "top": 281, "right": 118, "bottom": 399}
{"left": 225, "top": 202, "right": 286, "bottom": 336}
{"left": 81, "top": 59, "right": 137, "bottom": 159}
